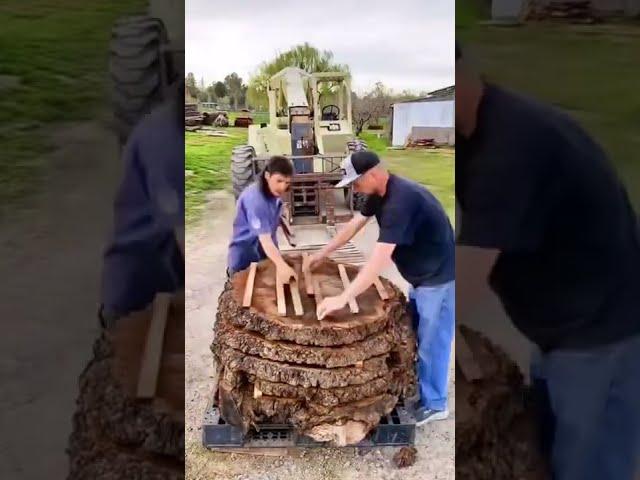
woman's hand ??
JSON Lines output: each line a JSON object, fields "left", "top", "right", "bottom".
{"left": 276, "top": 261, "right": 298, "bottom": 285}
{"left": 305, "top": 252, "right": 324, "bottom": 272}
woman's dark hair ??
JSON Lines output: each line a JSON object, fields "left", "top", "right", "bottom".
{"left": 259, "top": 155, "right": 293, "bottom": 197}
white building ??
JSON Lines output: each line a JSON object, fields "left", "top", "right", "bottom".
{"left": 390, "top": 87, "right": 455, "bottom": 147}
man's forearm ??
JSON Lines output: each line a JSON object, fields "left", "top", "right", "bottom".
{"left": 342, "top": 243, "right": 394, "bottom": 301}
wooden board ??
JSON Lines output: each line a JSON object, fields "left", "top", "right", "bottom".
{"left": 456, "top": 328, "right": 484, "bottom": 381}
{"left": 242, "top": 262, "right": 258, "bottom": 308}
{"left": 313, "top": 275, "right": 323, "bottom": 305}
{"left": 373, "top": 277, "right": 389, "bottom": 300}
{"left": 276, "top": 275, "right": 286, "bottom": 316}
{"left": 137, "top": 293, "right": 171, "bottom": 398}
{"left": 338, "top": 264, "right": 359, "bottom": 314}
{"left": 302, "top": 253, "right": 314, "bottom": 295}
{"left": 208, "top": 447, "right": 304, "bottom": 458}
{"left": 289, "top": 277, "right": 304, "bottom": 316}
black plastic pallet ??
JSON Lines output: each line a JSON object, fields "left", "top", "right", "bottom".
{"left": 202, "top": 402, "right": 416, "bottom": 449}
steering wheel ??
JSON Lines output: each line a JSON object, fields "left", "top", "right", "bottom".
{"left": 321, "top": 105, "right": 340, "bottom": 121}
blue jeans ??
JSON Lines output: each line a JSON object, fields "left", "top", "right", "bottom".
{"left": 531, "top": 334, "right": 640, "bottom": 480}
{"left": 408, "top": 281, "right": 455, "bottom": 411}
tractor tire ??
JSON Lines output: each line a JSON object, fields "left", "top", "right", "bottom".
{"left": 109, "top": 15, "right": 176, "bottom": 147}
{"left": 231, "top": 145, "right": 257, "bottom": 200}
{"left": 344, "top": 139, "right": 370, "bottom": 210}
{"left": 347, "top": 139, "right": 369, "bottom": 153}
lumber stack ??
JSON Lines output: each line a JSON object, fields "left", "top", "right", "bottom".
{"left": 455, "top": 326, "right": 547, "bottom": 480}
{"left": 212, "top": 256, "right": 416, "bottom": 446}
{"left": 528, "top": 0, "right": 598, "bottom": 22}
{"left": 67, "top": 293, "right": 185, "bottom": 480}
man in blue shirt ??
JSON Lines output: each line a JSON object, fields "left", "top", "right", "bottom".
{"left": 100, "top": 94, "right": 184, "bottom": 327}
{"left": 309, "top": 151, "right": 455, "bottom": 425}
{"left": 227, "top": 155, "right": 297, "bottom": 284}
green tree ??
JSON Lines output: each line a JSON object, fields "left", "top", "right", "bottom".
{"left": 185, "top": 72, "right": 199, "bottom": 98}
{"left": 214, "top": 81, "right": 227, "bottom": 99}
{"left": 206, "top": 84, "right": 216, "bottom": 102}
{"left": 248, "top": 43, "right": 349, "bottom": 110}
{"left": 224, "top": 72, "right": 244, "bottom": 111}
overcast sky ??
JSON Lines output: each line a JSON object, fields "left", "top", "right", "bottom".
{"left": 186, "top": 0, "right": 454, "bottom": 94}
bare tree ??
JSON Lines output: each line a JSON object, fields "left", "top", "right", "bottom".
{"left": 352, "top": 82, "right": 393, "bottom": 135}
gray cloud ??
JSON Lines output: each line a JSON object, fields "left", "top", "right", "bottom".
{"left": 186, "top": 0, "right": 453, "bottom": 93}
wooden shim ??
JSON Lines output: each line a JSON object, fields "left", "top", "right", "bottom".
{"left": 289, "top": 277, "right": 304, "bottom": 316}
{"left": 373, "top": 277, "right": 389, "bottom": 300}
{"left": 242, "top": 262, "right": 258, "bottom": 308}
{"left": 276, "top": 275, "right": 286, "bottom": 316}
{"left": 313, "top": 275, "right": 323, "bottom": 305}
{"left": 338, "top": 264, "right": 359, "bottom": 313}
{"left": 253, "top": 384, "right": 263, "bottom": 399}
{"left": 137, "top": 293, "right": 171, "bottom": 398}
{"left": 302, "top": 253, "right": 314, "bottom": 296}
{"left": 456, "top": 328, "right": 484, "bottom": 381}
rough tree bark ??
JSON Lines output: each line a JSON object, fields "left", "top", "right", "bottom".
{"left": 212, "top": 256, "right": 416, "bottom": 446}
{"left": 455, "top": 326, "right": 548, "bottom": 480}
{"left": 67, "top": 294, "right": 185, "bottom": 480}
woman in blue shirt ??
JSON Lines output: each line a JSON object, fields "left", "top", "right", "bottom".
{"left": 227, "top": 155, "right": 297, "bottom": 284}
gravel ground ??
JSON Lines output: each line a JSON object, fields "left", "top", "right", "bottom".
{"left": 185, "top": 191, "right": 455, "bottom": 480}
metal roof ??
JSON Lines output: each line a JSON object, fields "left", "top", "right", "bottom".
{"left": 393, "top": 85, "right": 455, "bottom": 104}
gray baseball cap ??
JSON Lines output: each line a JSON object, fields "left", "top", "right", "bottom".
{"left": 335, "top": 151, "right": 381, "bottom": 188}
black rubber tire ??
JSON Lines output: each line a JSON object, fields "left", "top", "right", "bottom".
{"left": 109, "top": 15, "right": 175, "bottom": 146}
{"left": 347, "top": 139, "right": 368, "bottom": 153}
{"left": 231, "top": 146, "right": 257, "bottom": 200}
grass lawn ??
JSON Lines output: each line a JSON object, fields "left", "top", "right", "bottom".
{"left": 457, "top": 1, "right": 640, "bottom": 206}
{"left": 185, "top": 128, "right": 248, "bottom": 222}
{"left": 0, "top": 0, "right": 146, "bottom": 202}
{"left": 185, "top": 128, "right": 455, "bottom": 223}
{"left": 360, "top": 132, "right": 455, "bottom": 220}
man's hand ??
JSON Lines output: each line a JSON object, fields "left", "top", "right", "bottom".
{"left": 305, "top": 252, "right": 324, "bottom": 272}
{"left": 317, "top": 294, "right": 347, "bottom": 320}
{"left": 276, "top": 262, "right": 298, "bottom": 285}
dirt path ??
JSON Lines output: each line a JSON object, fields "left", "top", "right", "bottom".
{"left": 185, "top": 191, "right": 455, "bottom": 480}
{"left": 0, "top": 119, "right": 123, "bottom": 479}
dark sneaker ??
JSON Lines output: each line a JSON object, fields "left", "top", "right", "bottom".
{"left": 414, "top": 407, "right": 449, "bottom": 426}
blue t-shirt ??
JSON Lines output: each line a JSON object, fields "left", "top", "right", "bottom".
{"left": 102, "top": 100, "right": 184, "bottom": 316}
{"left": 361, "top": 175, "right": 455, "bottom": 287}
{"left": 228, "top": 183, "right": 282, "bottom": 272}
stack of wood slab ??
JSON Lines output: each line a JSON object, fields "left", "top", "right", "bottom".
{"left": 212, "top": 255, "right": 416, "bottom": 446}
{"left": 528, "top": 0, "right": 597, "bottom": 22}
{"left": 456, "top": 326, "right": 547, "bottom": 480}
{"left": 68, "top": 293, "right": 185, "bottom": 480}
{"left": 184, "top": 103, "right": 203, "bottom": 127}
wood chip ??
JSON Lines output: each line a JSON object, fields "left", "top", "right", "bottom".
{"left": 137, "top": 293, "right": 171, "bottom": 398}
{"left": 242, "top": 262, "right": 258, "bottom": 308}
{"left": 338, "top": 264, "right": 359, "bottom": 313}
